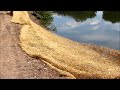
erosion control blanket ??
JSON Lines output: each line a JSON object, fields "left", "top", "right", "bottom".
{"left": 11, "top": 11, "right": 120, "bottom": 79}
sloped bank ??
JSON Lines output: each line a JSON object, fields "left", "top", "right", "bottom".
{"left": 11, "top": 11, "right": 120, "bottom": 79}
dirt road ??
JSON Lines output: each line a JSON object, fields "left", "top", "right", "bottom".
{"left": 0, "top": 13, "right": 66, "bottom": 79}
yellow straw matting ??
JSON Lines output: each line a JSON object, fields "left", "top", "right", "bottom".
{"left": 11, "top": 11, "right": 120, "bottom": 79}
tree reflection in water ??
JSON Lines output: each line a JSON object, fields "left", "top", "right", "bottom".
{"left": 103, "top": 11, "right": 120, "bottom": 23}
{"left": 54, "top": 11, "right": 96, "bottom": 22}
{"left": 32, "top": 11, "right": 120, "bottom": 32}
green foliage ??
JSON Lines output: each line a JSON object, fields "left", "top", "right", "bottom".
{"left": 32, "top": 11, "right": 57, "bottom": 32}
{"left": 32, "top": 11, "right": 53, "bottom": 26}
{"left": 103, "top": 11, "right": 120, "bottom": 23}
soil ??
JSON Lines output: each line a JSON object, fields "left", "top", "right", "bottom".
{"left": 0, "top": 12, "right": 67, "bottom": 79}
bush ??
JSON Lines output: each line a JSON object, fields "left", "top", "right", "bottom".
{"left": 32, "top": 11, "right": 53, "bottom": 26}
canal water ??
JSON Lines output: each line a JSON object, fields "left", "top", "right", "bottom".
{"left": 48, "top": 11, "right": 120, "bottom": 50}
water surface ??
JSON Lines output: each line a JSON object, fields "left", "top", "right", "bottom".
{"left": 50, "top": 11, "right": 120, "bottom": 50}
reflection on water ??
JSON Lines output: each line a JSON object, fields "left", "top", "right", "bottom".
{"left": 50, "top": 11, "right": 120, "bottom": 50}
{"left": 54, "top": 11, "right": 96, "bottom": 22}
{"left": 103, "top": 11, "right": 120, "bottom": 23}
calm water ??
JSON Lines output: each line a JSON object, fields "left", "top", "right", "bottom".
{"left": 50, "top": 11, "right": 120, "bottom": 50}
